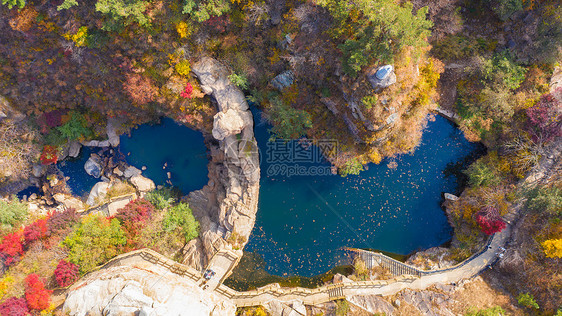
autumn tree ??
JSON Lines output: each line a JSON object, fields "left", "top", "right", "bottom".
{"left": 54, "top": 260, "right": 80, "bottom": 287}
{"left": 24, "top": 274, "right": 52, "bottom": 311}
{"left": 182, "top": 0, "right": 231, "bottom": 22}
{"left": 542, "top": 239, "right": 562, "bottom": 258}
{"left": 317, "top": 0, "right": 432, "bottom": 76}
{"left": 63, "top": 214, "right": 126, "bottom": 273}
{"left": 0, "top": 297, "right": 29, "bottom": 316}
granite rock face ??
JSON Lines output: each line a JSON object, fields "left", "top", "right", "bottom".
{"left": 63, "top": 264, "right": 236, "bottom": 316}
{"left": 185, "top": 57, "right": 261, "bottom": 270}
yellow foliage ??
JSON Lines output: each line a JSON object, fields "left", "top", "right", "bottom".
{"left": 175, "top": 60, "right": 191, "bottom": 77}
{"left": 0, "top": 275, "right": 15, "bottom": 298}
{"left": 64, "top": 26, "right": 89, "bottom": 47}
{"left": 367, "top": 148, "right": 382, "bottom": 164}
{"left": 542, "top": 239, "right": 562, "bottom": 258}
{"left": 176, "top": 21, "right": 190, "bottom": 39}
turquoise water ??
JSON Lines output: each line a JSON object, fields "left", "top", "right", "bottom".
{"left": 119, "top": 118, "right": 209, "bottom": 194}
{"left": 245, "top": 109, "right": 482, "bottom": 277}
{"left": 59, "top": 118, "right": 209, "bottom": 196}
{"left": 59, "top": 113, "right": 481, "bottom": 278}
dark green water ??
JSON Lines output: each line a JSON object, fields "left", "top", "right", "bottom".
{"left": 244, "top": 109, "right": 482, "bottom": 277}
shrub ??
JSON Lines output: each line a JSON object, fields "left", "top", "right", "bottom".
{"left": 115, "top": 199, "right": 155, "bottom": 236}
{"left": 542, "top": 239, "right": 562, "bottom": 258}
{"left": 145, "top": 187, "right": 177, "bottom": 210}
{"left": 57, "top": 111, "right": 92, "bottom": 141}
{"left": 180, "top": 83, "right": 194, "bottom": 99}
{"left": 0, "top": 232, "right": 24, "bottom": 266}
{"left": 480, "top": 51, "right": 526, "bottom": 90}
{"left": 228, "top": 73, "right": 248, "bottom": 90}
{"left": 64, "top": 26, "right": 89, "bottom": 47}
{"left": 339, "top": 158, "right": 364, "bottom": 177}
{"left": 54, "top": 260, "right": 79, "bottom": 287}
{"left": 39, "top": 145, "right": 58, "bottom": 165}
{"left": 47, "top": 208, "right": 80, "bottom": 235}
{"left": 95, "top": 0, "right": 150, "bottom": 28}
{"left": 488, "top": 0, "right": 523, "bottom": 21}
{"left": 524, "top": 89, "right": 562, "bottom": 144}
{"left": 175, "top": 60, "right": 191, "bottom": 77}
{"left": 464, "top": 160, "right": 501, "bottom": 187}
{"left": 267, "top": 97, "right": 312, "bottom": 140}
{"left": 24, "top": 274, "right": 51, "bottom": 311}
{"left": 63, "top": 214, "right": 126, "bottom": 273}
{"left": 183, "top": 0, "right": 230, "bottom": 23}
{"left": 465, "top": 306, "right": 506, "bottom": 316}
{"left": 475, "top": 213, "right": 506, "bottom": 235}
{"left": 0, "top": 198, "right": 28, "bottom": 230}
{"left": 1, "top": 0, "right": 25, "bottom": 9}
{"left": 163, "top": 202, "right": 199, "bottom": 243}
{"left": 0, "top": 297, "right": 29, "bottom": 316}
{"left": 23, "top": 218, "right": 48, "bottom": 245}
{"left": 517, "top": 292, "right": 539, "bottom": 309}
{"left": 526, "top": 186, "right": 562, "bottom": 215}
{"left": 335, "top": 299, "right": 350, "bottom": 316}
{"left": 176, "top": 21, "right": 191, "bottom": 38}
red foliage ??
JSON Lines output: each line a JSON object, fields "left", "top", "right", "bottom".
{"left": 23, "top": 218, "right": 49, "bottom": 245}
{"left": 180, "top": 83, "right": 193, "bottom": 99}
{"left": 54, "top": 260, "right": 79, "bottom": 287}
{"left": 123, "top": 73, "right": 158, "bottom": 105}
{"left": 525, "top": 88, "right": 562, "bottom": 143}
{"left": 40, "top": 145, "right": 58, "bottom": 165}
{"left": 475, "top": 213, "right": 507, "bottom": 235}
{"left": 24, "top": 274, "right": 52, "bottom": 311}
{"left": 204, "top": 15, "right": 230, "bottom": 33}
{"left": 115, "top": 198, "right": 154, "bottom": 224}
{"left": 0, "top": 297, "right": 29, "bottom": 316}
{"left": 47, "top": 208, "right": 80, "bottom": 235}
{"left": 36, "top": 110, "right": 66, "bottom": 133}
{"left": 0, "top": 232, "right": 24, "bottom": 266}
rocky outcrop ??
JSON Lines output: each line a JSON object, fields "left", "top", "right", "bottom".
{"left": 84, "top": 155, "right": 102, "bottom": 178}
{"left": 368, "top": 65, "right": 397, "bottom": 91}
{"left": 184, "top": 57, "right": 260, "bottom": 270}
{"left": 62, "top": 264, "right": 235, "bottom": 316}
{"left": 86, "top": 181, "right": 110, "bottom": 206}
{"left": 271, "top": 70, "right": 295, "bottom": 91}
{"left": 348, "top": 294, "right": 396, "bottom": 315}
{"left": 130, "top": 174, "right": 155, "bottom": 192}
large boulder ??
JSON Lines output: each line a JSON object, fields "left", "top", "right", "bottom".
{"left": 271, "top": 70, "right": 295, "bottom": 91}
{"left": 53, "top": 193, "right": 85, "bottom": 211}
{"left": 212, "top": 109, "right": 252, "bottom": 141}
{"left": 86, "top": 181, "right": 110, "bottom": 206}
{"left": 84, "top": 156, "right": 102, "bottom": 178}
{"left": 368, "top": 65, "right": 396, "bottom": 91}
{"left": 123, "top": 166, "right": 142, "bottom": 179}
{"left": 130, "top": 175, "right": 155, "bottom": 192}
{"left": 68, "top": 141, "right": 82, "bottom": 158}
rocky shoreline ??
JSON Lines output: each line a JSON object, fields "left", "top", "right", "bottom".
{"left": 182, "top": 57, "right": 261, "bottom": 271}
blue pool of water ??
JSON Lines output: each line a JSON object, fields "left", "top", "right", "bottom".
{"left": 59, "top": 118, "right": 209, "bottom": 196}
{"left": 58, "top": 146, "right": 101, "bottom": 198}
{"left": 245, "top": 109, "right": 482, "bottom": 277}
{"left": 119, "top": 118, "right": 209, "bottom": 194}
